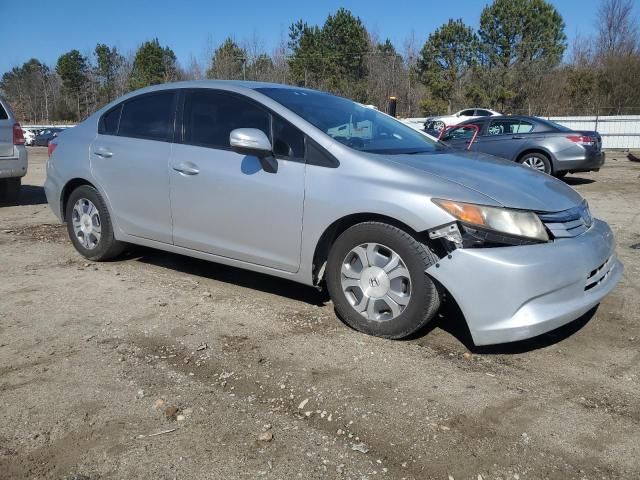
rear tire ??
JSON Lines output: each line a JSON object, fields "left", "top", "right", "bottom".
{"left": 65, "top": 185, "right": 126, "bottom": 261}
{"left": 0, "top": 178, "right": 21, "bottom": 204}
{"left": 519, "top": 152, "right": 552, "bottom": 174}
{"left": 326, "top": 222, "right": 441, "bottom": 339}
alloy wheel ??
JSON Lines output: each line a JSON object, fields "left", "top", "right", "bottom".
{"left": 340, "top": 243, "right": 411, "bottom": 322}
{"left": 522, "top": 156, "right": 547, "bottom": 172}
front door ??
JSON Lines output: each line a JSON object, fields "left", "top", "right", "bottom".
{"left": 169, "top": 89, "right": 306, "bottom": 273}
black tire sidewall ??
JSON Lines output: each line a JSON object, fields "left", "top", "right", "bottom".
{"left": 326, "top": 223, "right": 440, "bottom": 339}
{"left": 65, "top": 185, "right": 120, "bottom": 261}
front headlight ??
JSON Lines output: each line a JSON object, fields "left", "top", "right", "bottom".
{"left": 432, "top": 199, "right": 549, "bottom": 242}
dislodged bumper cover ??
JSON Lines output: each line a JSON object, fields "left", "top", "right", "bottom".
{"left": 426, "top": 219, "right": 623, "bottom": 346}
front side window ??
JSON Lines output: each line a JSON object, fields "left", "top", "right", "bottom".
{"left": 183, "top": 90, "right": 269, "bottom": 149}
{"left": 257, "top": 88, "right": 444, "bottom": 155}
{"left": 460, "top": 109, "right": 476, "bottom": 116}
{"left": 441, "top": 125, "right": 477, "bottom": 142}
{"left": 118, "top": 92, "right": 176, "bottom": 141}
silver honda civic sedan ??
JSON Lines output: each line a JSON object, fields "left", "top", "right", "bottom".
{"left": 44, "top": 81, "right": 623, "bottom": 345}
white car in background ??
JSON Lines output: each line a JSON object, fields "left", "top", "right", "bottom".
{"left": 424, "top": 108, "right": 501, "bottom": 133}
{"left": 22, "top": 128, "right": 35, "bottom": 146}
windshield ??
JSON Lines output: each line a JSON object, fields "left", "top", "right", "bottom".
{"left": 257, "top": 88, "right": 444, "bottom": 155}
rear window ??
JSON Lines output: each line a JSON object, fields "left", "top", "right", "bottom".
{"left": 118, "top": 92, "right": 176, "bottom": 141}
{"left": 0, "top": 102, "right": 7, "bottom": 120}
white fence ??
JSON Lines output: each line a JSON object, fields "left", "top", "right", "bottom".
{"left": 400, "top": 116, "right": 640, "bottom": 149}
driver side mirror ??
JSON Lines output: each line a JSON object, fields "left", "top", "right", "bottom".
{"left": 229, "top": 128, "right": 278, "bottom": 173}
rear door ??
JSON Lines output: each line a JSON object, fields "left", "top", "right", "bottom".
{"left": 471, "top": 118, "right": 534, "bottom": 160}
{"left": 0, "top": 100, "right": 14, "bottom": 157}
{"left": 169, "top": 89, "right": 305, "bottom": 272}
{"left": 90, "top": 90, "right": 177, "bottom": 243}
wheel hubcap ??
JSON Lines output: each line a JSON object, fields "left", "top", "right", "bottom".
{"left": 71, "top": 198, "right": 101, "bottom": 250}
{"left": 522, "top": 156, "right": 546, "bottom": 172}
{"left": 341, "top": 243, "right": 411, "bottom": 322}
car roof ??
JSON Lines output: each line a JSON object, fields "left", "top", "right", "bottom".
{"left": 127, "top": 80, "right": 302, "bottom": 95}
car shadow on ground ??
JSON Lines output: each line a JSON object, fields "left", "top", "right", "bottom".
{"left": 132, "top": 247, "right": 596, "bottom": 353}
{"left": 413, "top": 296, "right": 598, "bottom": 354}
{"left": 133, "top": 247, "right": 329, "bottom": 306}
{"left": 563, "top": 176, "right": 595, "bottom": 186}
{"left": 0, "top": 184, "right": 47, "bottom": 207}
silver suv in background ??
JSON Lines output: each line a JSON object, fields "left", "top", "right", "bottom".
{"left": 45, "top": 81, "right": 622, "bottom": 346}
{"left": 0, "top": 97, "right": 28, "bottom": 203}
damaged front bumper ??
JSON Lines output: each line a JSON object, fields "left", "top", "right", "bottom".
{"left": 426, "top": 219, "right": 623, "bottom": 346}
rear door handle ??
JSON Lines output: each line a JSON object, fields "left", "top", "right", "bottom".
{"left": 93, "top": 147, "right": 113, "bottom": 158}
{"left": 172, "top": 162, "right": 200, "bottom": 176}
{"left": 512, "top": 135, "right": 525, "bottom": 139}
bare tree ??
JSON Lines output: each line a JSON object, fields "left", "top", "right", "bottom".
{"left": 597, "top": 0, "right": 639, "bottom": 57}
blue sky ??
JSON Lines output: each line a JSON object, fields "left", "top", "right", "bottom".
{"left": 0, "top": 0, "right": 603, "bottom": 73}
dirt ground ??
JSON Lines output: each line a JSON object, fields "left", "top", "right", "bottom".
{"left": 0, "top": 148, "right": 638, "bottom": 480}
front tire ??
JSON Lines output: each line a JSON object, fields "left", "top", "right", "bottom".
{"left": 519, "top": 152, "right": 552, "bottom": 174}
{"left": 0, "top": 178, "right": 21, "bottom": 204}
{"left": 65, "top": 185, "right": 125, "bottom": 261}
{"left": 326, "top": 222, "right": 441, "bottom": 339}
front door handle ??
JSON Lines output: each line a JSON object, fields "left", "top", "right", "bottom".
{"left": 512, "top": 135, "right": 525, "bottom": 139}
{"left": 172, "top": 162, "right": 200, "bottom": 176}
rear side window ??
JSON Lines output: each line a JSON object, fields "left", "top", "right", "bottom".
{"left": 487, "top": 119, "right": 521, "bottom": 136}
{"left": 514, "top": 121, "right": 534, "bottom": 133}
{"left": 118, "top": 92, "right": 176, "bottom": 141}
{"left": 183, "top": 90, "right": 269, "bottom": 149}
{"left": 476, "top": 109, "right": 492, "bottom": 117}
{"left": 0, "top": 102, "right": 8, "bottom": 120}
{"left": 99, "top": 105, "right": 121, "bottom": 135}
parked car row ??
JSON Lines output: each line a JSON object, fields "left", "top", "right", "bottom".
{"left": 44, "top": 81, "right": 622, "bottom": 347}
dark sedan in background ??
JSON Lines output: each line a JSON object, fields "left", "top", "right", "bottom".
{"left": 439, "top": 115, "right": 604, "bottom": 177}
{"left": 34, "top": 128, "right": 64, "bottom": 147}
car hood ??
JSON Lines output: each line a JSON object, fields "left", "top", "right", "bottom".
{"left": 385, "top": 151, "right": 583, "bottom": 213}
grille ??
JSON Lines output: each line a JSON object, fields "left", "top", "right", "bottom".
{"left": 585, "top": 255, "right": 616, "bottom": 291}
{"left": 538, "top": 201, "right": 593, "bottom": 238}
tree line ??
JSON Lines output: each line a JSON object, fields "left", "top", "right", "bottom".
{"left": 1, "top": 0, "right": 638, "bottom": 123}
